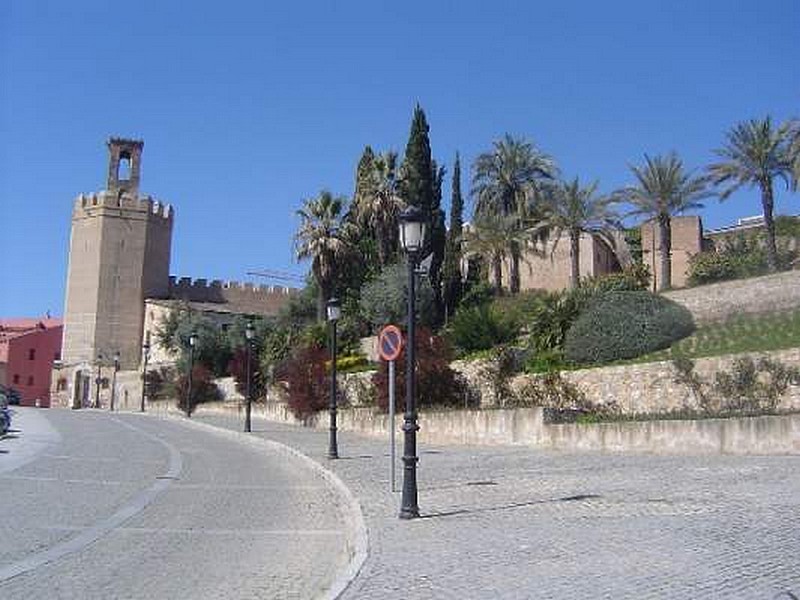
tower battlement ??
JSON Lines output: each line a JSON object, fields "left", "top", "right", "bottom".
{"left": 73, "top": 191, "right": 174, "bottom": 222}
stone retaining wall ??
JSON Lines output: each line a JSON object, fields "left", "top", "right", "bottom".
{"left": 534, "top": 348, "right": 800, "bottom": 415}
{"left": 664, "top": 269, "right": 800, "bottom": 324}
{"left": 177, "top": 400, "right": 800, "bottom": 455}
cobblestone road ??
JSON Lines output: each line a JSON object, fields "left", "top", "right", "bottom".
{"left": 0, "top": 408, "right": 352, "bottom": 599}
{"left": 199, "top": 410, "right": 800, "bottom": 600}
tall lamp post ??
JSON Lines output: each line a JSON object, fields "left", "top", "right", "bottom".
{"left": 185, "top": 333, "right": 197, "bottom": 417}
{"left": 110, "top": 351, "right": 120, "bottom": 411}
{"left": 141, "top": 335, "right": 150, "bottom": 412}
{"left": 398, "top": 205, "right": 426, "bottom": 519}
{"left": 244, "top": 321, "right": 255, "bottom": 433}
{"left": 326, "top": 298, "right": 341, "bottom": 459}
{"left": 94, "top": 353, "right": 103, "bottom": 409}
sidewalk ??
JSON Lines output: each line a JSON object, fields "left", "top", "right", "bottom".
{"left": 194, "top": 411, "right": 800, "bottom": 599}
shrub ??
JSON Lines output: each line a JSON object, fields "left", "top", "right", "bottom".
{"left": 274, "top": 344, "right": 332, "bottom": 422}
{"left": 457, "top": 280, "right": 495, "bottom": 310}
{"left": 227, "top": 348, "right": 265, "bottom": 400}
{"left": 527, "top": 289, "right": 591, "bottom": 353}
{"left": 373, "top": 328, "right": 467, "bottom": 412}
{"left": 581, "top": 263, "right": 651, "bottom": 293}
{"left": 176, "top": 364, "right": 222, "bottom": 417}
{"left": 688, "top": 233, "right": 797, "bottom": 286}
{"left": 144, "top": 366, "right": 176, "bottom": 401}
{"left": 446, "top": 304, "right": 519, "bottom": 356}
{"left": 564, "top": 291, "right": 695, "bottom": 365}
{"left": 712, "top": 356, "right": 800, "bottom": 413}
{"left": 335, "top": 354, "right": 369, "bottom": 372}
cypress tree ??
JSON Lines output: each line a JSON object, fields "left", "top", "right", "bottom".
{"left": 399, "top": 105, "right": 435, "bottom": 213}
{"left": 399, "top": 105, "right": 446, "bottom": 321}
{"left": 442, "top": 153, "right": 464, "bottom": 318}
{"left": 352, "top": 145, "right": 376, "bottom": 216}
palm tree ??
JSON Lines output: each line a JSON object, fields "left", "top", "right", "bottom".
{"left": 786, "top": 118, "right": 800, "bottom": 190}
{"left": 294, "top": 190, "right": 351, "bottom": 321}
{"left": 707, "top": 117, "right": 794, "bottom": 273}
{"left": 538, "top": 178, "right": 619, "bottom": 288}
{"left": 353, "top": 150, "right": 404, "bottom": 267}
{"left": 463, "top": 214, "right": 527, "bottom": 294}
{"left": 471, "top": 134, "right": 557, "bottom": 293}
{"left": 615, "top": 153, "right": 707, "bottom": 291}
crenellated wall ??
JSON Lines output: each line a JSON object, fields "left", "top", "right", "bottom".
{"left": 167, "top": 276, "right": 297, "bottom": 315}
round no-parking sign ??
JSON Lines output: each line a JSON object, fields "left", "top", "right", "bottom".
{"left": 378, "top": 325, "right": 404, "bottom": 362}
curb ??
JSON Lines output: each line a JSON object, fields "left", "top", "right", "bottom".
{"left": 149, "top": 413, "right": 369, "bottom": 600}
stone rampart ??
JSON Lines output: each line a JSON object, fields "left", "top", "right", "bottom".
{"left": 664, "top": 270, "right": 800, "bottom": 324}
{"left": 167, "top": 276, "right": 297, "bottom": 314}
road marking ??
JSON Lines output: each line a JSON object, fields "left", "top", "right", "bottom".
{"left": 0, "top": 417, "right": 183, "bottom": 584}
{"left": 0, "top": 475, "right": 127, "bottom": 486}
{"left": 38, "top": 525, "right": 346, "bottom": 537}
{"left": 169, "top": 483, "right": 329, "bottom": 491}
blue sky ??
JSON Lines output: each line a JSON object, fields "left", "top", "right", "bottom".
{"left": 1, "top": 0, "right": 798, "bottom": 317}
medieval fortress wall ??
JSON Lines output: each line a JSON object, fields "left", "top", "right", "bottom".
{"left": 167, "top": 277, "right": 295, "bottom": 314}
{"left": 56, "top": 137, "right": 296, "bottom": 409}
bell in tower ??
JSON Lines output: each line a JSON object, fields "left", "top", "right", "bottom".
{"left": 107, "top": 138, "right": 144, "bottom": 196}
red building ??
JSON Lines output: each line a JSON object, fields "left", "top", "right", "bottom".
{"left": 0, "top": 318, "right": 63, "bottom": 407}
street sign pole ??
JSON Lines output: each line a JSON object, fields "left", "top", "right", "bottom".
{"left": 389, "top": 359, "right": 396, "bottom": 492}
{"left": 377, "top": 324, "right": 404, "bottom": 494}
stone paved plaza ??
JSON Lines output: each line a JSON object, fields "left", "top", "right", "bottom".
{"left": 3, "top": 407, "right": 799, "bottom": 599}
{"left": 199, "top": 411, "right": 800, "bottom": 599}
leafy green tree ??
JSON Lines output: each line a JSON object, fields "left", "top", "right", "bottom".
{"left": 442, "top": 153, "right": 465, "bottom": 317}
{"left": 294, "top": 190, "right": 353, "bottom": 321}
{"left": 471, "top": 134, "right": 557, "bottom": 293}
{"left": 536, "top": 178, "right": 619, "bottom": 289}
{"left": 359, "top": 261, "right": 436, "bottom": 331}
{"left": 155, "top": 304, "right": 232, "bottom": 376}
{"left": 707, "top": 117, "right": 794, "bottom": 273}
{"left": 614, "top": 153, "right": 707, "bottom": 291}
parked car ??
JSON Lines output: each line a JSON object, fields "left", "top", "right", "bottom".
{"left": 0, "top": 385, "right": 21, "bottom": 405}
{"left": 0, "top": 391, "right": 11, "bottom": 435}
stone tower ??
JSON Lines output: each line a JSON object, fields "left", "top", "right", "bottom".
{"left": 61, "top": 138, "right": 173, "bottom": 372}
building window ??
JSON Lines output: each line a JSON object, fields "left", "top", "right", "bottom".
{"left": 27, "top": 376, "right": 34, "bottom": 386}
{"left": 13, "top": 374, "right": 19, "bottom": 384}
{"left": 56, "top": 378, "right": 67, "bottom": 392}
{"left": 54, "top": 351, "right": 61, "bottom": 361}
{"left": 29, "top": 348, "right": 36, "bottom": 360}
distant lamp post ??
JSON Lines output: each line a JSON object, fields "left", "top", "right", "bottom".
{"left": 460, "top": 254, "right": 471, "bottom": 283}
{"left": 141, "top": 335, "right": 150, "bottom": 412}
{"left": 244, "top": 321, "right": 255, "bottom": 433}
{"left": 185, "top": 333, "right": 197, "bottom": 417}
{"left": 110, "top": 351, "right": 120, "bottom": 411}
{"left": 94, "top": 353, "right": 104, "bottom": 409}
{"left": 326, "top": 298, "right": 341, "bottom": 459}
{"left": 398, "top": 205, "right": 426, "bottom": 520}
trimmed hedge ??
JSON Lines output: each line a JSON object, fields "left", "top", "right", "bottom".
{"left": 564, "top": 291, "right": 694, "bottom": 365}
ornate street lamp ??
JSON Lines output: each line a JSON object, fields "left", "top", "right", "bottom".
{"left": 94, "top": 353, "right": 104, "bottom": 409}
{"left": 326, "top": 298, "right": 341, "bottom": 459}
{"left": 244, "top": 321, "right": 255, "bottom": 433}
{"left": 110, "top": 351, "right": 120, "bottom": 411}
{"left": 185, "top": 333, "right": 197, "bottom": 417}
{"left": 397, "top": 205, "right": 426, "bottom": 519}
{"left": 141, "top": 334, "right": 150, "bottom": 412}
